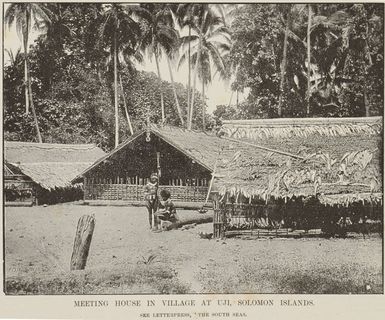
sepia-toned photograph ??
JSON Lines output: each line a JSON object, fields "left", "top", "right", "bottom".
{"left": 2, "top": 2, "right": 383, "bottom": 296}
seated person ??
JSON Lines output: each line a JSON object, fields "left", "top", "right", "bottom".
{"left": 155, "top": 189, "right": 178, "bottom": 224}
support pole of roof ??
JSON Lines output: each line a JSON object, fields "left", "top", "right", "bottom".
{"left": 222, "top": 136, "right": 306, "bottom": 160}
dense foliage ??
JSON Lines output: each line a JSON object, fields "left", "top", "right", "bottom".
{"left": 4, "top": 55, "right": 205, "bottom": 150}
{"left": 214, "top": 3, "right": 383, "bottom": 123}
{"left": 4, "top": 3, "right": 383, "bottom": 148}
{"left": 4, "top": 3, "right": 206, "bottom": 150}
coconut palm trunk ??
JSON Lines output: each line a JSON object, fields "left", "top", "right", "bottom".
{"left": 24, "top": 49, "right": 29, "bottom": 115}
{"left": 364, "top": 85, "right": 370, "bottom": 117}
{"left": 167, "top": 57, "right": 184, "bottom": 125}
{"left": 201, "top": 80, "right": 205, "bottom": 131}
{"left": 189, "top": 40, "right": 201, "bottom": 129}
{"left": 278, "top": 8, "right": 291, "bottom": 117}
{"left": 154, "top": 51, "right": 165, "bottom": 124}
{"left": 363, "top": 47, "right": 371, "bottom": 117}
{"left": 187, "top": 25, "right": 191, "bottom": 128}
{"left": 23, "top": 11, "right": 30, "bottom": 115}
{"left": 189, "top": 21, "right": 205, "bottom": 130}
{"left": 119, "top": 74, "right": 133, "bottom": 135}
{"left": 114, "top": 29, "right": 119, "bottom": 148}
{"left": 24, "top": 10, "right": 42, "bottom": 142}
{"left": 363, "top": 20, "right": 372, "bottom": 117}
{"left": 26, "top": 58, "right": 43, "bottom": 143}
{"left": 306, "top": 4, "right": 311, "bottom": 116}
{"left": 227, "top": 90, "right": 234, "bottom": 108}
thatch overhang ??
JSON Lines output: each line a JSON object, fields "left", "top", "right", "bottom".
{"left": 221, "top": 116, "right": 382, "bottom": 140}
{"left": 214, "top": 117, "right": 383, "bottom": 205}
{"left": 74, "top": 126, "right": 229, "bottom": 180}
{"left": 4, "top": 141, "right": 106, "bottom": 190}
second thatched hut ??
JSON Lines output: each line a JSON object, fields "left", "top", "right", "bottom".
{"left": 212, "top": 117, "right": 383, "bottom": 238}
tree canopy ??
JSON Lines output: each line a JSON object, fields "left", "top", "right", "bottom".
{"left": 215, "top": 3, "right": 383, "bottom": 124}
{"left": 4, "top": 3, "right": 383, "bottom": 148}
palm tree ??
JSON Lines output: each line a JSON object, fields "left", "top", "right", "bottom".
{"left": 307, "top": 6, "right": 368, "bottom": 115}
{"left": 282, "top": 4, "right": 346, "bottom": 116}
{"left": 98, "top": 4, "right": 141, "bottom": 148}
{"left": 117, "top": 50, "right": 144, "bottom": 135}
{"left": 5, "top": 48, "right": 22, "bottom": 67}
{"left": 336, "top": 4, "right": 379, "bottom": 117}
{"left": 5, "top": 3, "right": 51, "bottom": 142}
{"left": 304, "top": 7, "right": 348, "bottom": 115}
{"left": 162, "top": 5, "right": 186, "bottom": 126}
{"left": 180, "top": 16, "right": 231, "bottom": 130}
{"left": 136, "top": 4, "right": 184, "bottom": 125}
{"left": 306, "top": 4, "right": 312, "bottom": 116}
{"left": 174, "top": 4, "right": 198, "bottom": 127}
{"left": 43, "top": 4, "right": 74, "bottom": 50}
{"left": 180, "top": 4, "right": 227, "bottom": 129}
{"left": 277, "top": 4, "right": 292, "bottom": 117}
{"left": 166, "top": 54, "right": 185, "bottom": 126}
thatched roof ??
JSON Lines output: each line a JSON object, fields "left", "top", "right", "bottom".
{"left": 215, "top": 117, "right": 383, "bottom": 205}
{"left": 221, "top": 116, "right": 382, "bottom": 140}
{"left": 151, "top": 126, "right": 227, "bottom": 170}
{"left": 74, "top": 119, "right": 382, "bottom": 205}
{"left": 5, "top": 141, "right": 105, "bottom": 190}
{"left": 76, "top": 126, "right": 228, "bottom": 178}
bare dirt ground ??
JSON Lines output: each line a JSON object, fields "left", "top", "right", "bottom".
{"left": 4, "top": 203, "right": 383, "bottom": 294}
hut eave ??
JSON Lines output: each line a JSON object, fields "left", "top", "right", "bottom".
{"left": 14, "top": 162, "right": 96, "bottom": 190}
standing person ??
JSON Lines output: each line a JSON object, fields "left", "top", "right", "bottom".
{"left": 144, "top": 173, "right": 159, "bottom": 229}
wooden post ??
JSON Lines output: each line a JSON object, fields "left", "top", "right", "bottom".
{"left": 156, "top": 151, "right": 161, "bottom": 186}
{"left": 70, "top": 215, "right": 95, "bottom": 270}
{"left": 34, "top": 185, "right": 38, "bottom": 206}
{"left": 213, "top": 193, "right": 225, "bottom": 239}
{"left": 135, "top": 175, "right": 138, "bottom": 200}
{"left": 84, "top": 177, "right": 88, "bottom": 201}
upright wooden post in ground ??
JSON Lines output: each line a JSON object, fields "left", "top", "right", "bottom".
{"left": 213, "top": 193, "right": 224, "bottom": 239}
{"left": 84, "top": 177, "right": 88, "bottom": 201}
{"left": 70, "top": 214, "right": 95, "bottom": 270}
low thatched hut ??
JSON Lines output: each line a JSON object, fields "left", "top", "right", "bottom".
{"left": 74, "top": 126, "right": 229, "bottom": 207}
{"left": 4, "top": 141, "right": 105, "bottom": 205}
{"left": 212, "top": 117, "right": 383, "bottom": 238}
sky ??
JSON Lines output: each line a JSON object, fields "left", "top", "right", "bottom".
{"left": 3, "top": 3, "right": 248, "bottom": 114}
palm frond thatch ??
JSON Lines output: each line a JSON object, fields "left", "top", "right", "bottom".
{"left": 215, "top": 116, "right": 383, "bottom": 205}
{"left": 221, "top": 116, "right": 382, "bottom": 140}
{"left": 5, "top": 142, "right": 105, "bottom": 190}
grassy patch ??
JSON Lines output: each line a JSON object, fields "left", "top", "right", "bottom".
{"left": 5, "top": 263, "right": 191, "bottom": 295}
{"left": 275, "top": 265, "right": 383, "bottom": 294}
{"left": 197, "top": 261, "right": 383, "bottom": 294}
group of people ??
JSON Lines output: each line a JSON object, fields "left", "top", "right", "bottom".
{"left": 143, "top": 173, "right": 178, "bottom": 231}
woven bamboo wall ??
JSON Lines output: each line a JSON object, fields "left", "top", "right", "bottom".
{"left": 84, "top": 183, "right": 209, "bottom": 202}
